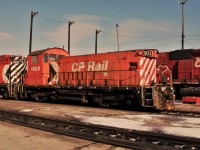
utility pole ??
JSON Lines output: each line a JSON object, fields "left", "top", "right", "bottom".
{"left": 95, "top": 29, "right": 101, "bottom": 54}
{"left": 29, "top": 11, "right": 38, "bottom": 54}
{"left": 116, "top": 24, "right": 120, "bottom": 87}
{"left": 178, "top": 0, "right": 188, "bottom": 50}
{"left": 68, "top": 21, "right": 74, "bottom": 55}
{"left": 116, "top": 24, "right": 119, "bottom": 52}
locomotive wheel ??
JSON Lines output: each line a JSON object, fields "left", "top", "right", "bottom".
{"left": 87, "top": 95, "right": 96, "bottom": 106}
{"left": 162, "top": 100, "right": 175, "bottom": 111}
{"left": 32, "top": 94, "right": 39, "bottom": 101}
{"left": 125, "top": 98, "right": 141, "bottom": 110}
{"left": 50, "top": 95, "right": 58, "bottom": 102}
{"left": 126, "top": 99, "right": 132, "bottom": 106}
{"left": 13, "top": 85, "right": 20, "bottom": 100}
{"left": 3, "top": 92, "right": 9, "bottom": 100}
{"left": 167, "top": 100, "right": 175, "bottom": 111}
{"left": 14, "top": 91, "right": 20, "bottom": 100}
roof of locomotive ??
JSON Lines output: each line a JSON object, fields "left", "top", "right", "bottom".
{"left": 168, "top": 48, "right": 200, "bottom": 60}
{"left": 192, "top": 48, "right": 200, "bottom": 56}
{"left": 69, "top": 49, "right": 158, "bottom": 57}
{"left": 0, "top": 55, "right": 24, "bottom": 58}
{"left": 100, "top": 49, "right": 158, "bottom": 55}
{"left": 0, "top": 54, "right": 11, "bottom": 57}
{"left": 29, "top": 47, "right": 68, "bottom": 56}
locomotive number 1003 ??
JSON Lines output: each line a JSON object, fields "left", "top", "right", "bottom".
{"left": 144, "top": 50, "right": 152, "bottom": 56}
{"left": 31, "top": 66, "right": 40, "bottom": 71}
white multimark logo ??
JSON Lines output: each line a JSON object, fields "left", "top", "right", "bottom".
{"left": 194, "top": 57, "right": 200, "bottom": 68}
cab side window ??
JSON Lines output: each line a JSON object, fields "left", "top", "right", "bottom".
{"left": 43, "top": 53, "right": 48, "bottom": 63}
{"left": 32, "top": 55, "right": 38, "bottom": 64}
{"left": 129, "top": 62, "right": 137, "bottom": 70}
{"left": 58, "top": 54, "right": 65, "bottom": 59}
{"left": 49, "top": 54, "right": 57, "bottom": 61}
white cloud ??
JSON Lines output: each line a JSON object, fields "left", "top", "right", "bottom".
{"left": 0, "top": 32, "right": 15, "bottom": 40}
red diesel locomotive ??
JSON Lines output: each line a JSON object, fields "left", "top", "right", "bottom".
{"left": 0, "top": 47, "right": 174, "bottom": 110}
{"left": 158, "top": 49, "right": 200, "bottom": 103}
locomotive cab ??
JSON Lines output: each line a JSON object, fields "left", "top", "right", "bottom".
{"left": 24, "top": 47, "right": 69, "bottom": 86}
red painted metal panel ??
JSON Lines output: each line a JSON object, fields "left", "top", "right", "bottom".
{"left": 159, "top": 49, "right": 200, "bottom": 83}
{"left": 193, "top": 57, "right": 200, "bottom": 77}
{"left": 182, "top": 96, "right": 200, "bottom": 103}
{"left": 0, "top": 55, "right": 12, "bottom": 84}
{"left": 58, "top": 49, "right": 158, "bottom": 87}
{"left": 178, "top": 59, "right": 192, "bottom": 80}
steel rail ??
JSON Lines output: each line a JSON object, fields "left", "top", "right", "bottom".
{"left": 0, "top": 110, "right": 199, "bottom": 150}
{"left": 160, "top": 110, "right": 200, "bottom": 118}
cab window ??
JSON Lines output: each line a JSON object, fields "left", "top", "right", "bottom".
{"left": 43, "top": 53, "right": 48, "bottom": 63}
{"left": 58, "top": 54, "right": 65, "bottom": 59}
{"left": 49, "top": 54, "right": 57, "bottom": 61}
{"left": 129, "top": 62, "right": 137, "bottom": 70}
{"left": 32, "top": 55, "right": 38, "bottom": 64}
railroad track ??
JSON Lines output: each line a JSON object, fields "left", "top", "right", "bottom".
{"left": 0, "top": 110, "right": 199, "bottom": 150}
{"left": 160, "top": 110, "right": 200, "bottom": 118}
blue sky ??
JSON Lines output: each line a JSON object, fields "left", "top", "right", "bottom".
{"left": 0, "top": 0, "right": 199, "bottom": 56}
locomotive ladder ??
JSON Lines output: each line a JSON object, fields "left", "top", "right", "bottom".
{"left": 6, "top": 74, "right": 24, "bottom": 100}
{"left": 144, "top": 87, "right": 154, "bottom": 107}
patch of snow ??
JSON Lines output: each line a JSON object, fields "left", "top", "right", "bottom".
{"left": 19, "top": 109, "right": 34, "bottom": 112}
{"left": 71, "top": 114, "right": 200, "bottom": 139}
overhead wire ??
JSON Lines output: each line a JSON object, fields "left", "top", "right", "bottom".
{"left": 101, "top": 30, "right": 179, "bottom": 39}
{"left": 36, "top": 11, "right": 192, "bottom": 49}
{"left": 152, "top": 41, "right": 180, "bottom": 48}
{"left": 37, "top": 15, "right": 69, "bottom": 23}
{"left": 100, "top": 0, "right": 172, "bottom": 30}
{"left": 37, "top": 14, "right": 178, "bottom": 39}
{"left": 186, "top": 34, "right": 200, "bottom": 37}
{"left": 101, "top": 0, "right": 198, "bottom": 48}
{"left": 78, "top": 36, "right": 179, "bottom": 48}
{"left": 185, "top": 37, "right": 197, "bottom": 48}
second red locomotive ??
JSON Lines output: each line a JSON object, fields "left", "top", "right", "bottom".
{"left": 158, "top": 49, "right": 200, "bottom": 103}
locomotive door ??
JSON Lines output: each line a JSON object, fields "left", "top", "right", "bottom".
{"left": 43, "top": 53, "right": 60, "bottom": 85}
{"left": 172, "top": 61, "right": 178, "bottom": 79}
{"left": 48, "top": 61, "right": 59, "bottom": 85}
{"left": 28, "top": 54, "right": 43, "bottom": 85}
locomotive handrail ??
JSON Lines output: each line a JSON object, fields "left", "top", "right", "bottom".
{"left": 157, "top": 65, "right": 173, "bottom": 85}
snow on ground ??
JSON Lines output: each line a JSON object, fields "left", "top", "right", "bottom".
{"left": 70, "top": 114, "right": 200, "bottom": 139}
{"left": 19, "top": 109, "right": 34, "bottom": 112}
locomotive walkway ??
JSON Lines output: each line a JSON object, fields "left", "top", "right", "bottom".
{"left": 0, "top": 100, "right": 200, "bottom": 149}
